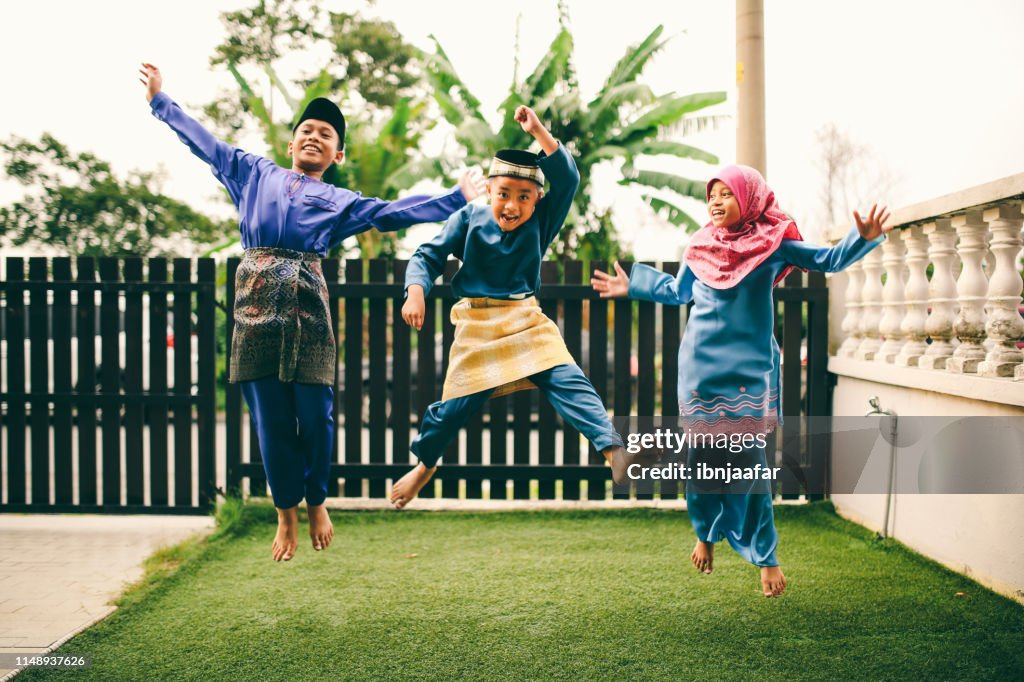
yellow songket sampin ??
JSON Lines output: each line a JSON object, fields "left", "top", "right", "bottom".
{"left": 441, "top": 297, "right": 575, "bottom": 401}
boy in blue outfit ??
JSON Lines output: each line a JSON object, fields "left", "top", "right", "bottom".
{"left": 140, "top": 63, "right": 484, "bottom": 560}
{"left": 390, "top": 105, "right": 629, "bottom": 508}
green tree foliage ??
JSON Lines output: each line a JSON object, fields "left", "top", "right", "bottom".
{"left": 0, "top": 134, "right": 229, "bottom": 257}
{"left": 427, "top": 12, "right": 727, "bottom": 262}
{"left": 202, "top": 0, "right": 436, "bottom": 258}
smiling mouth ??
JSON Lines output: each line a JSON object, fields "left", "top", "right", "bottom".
{"left": 500, "top": 214, "right": 520, "bottom": 225}
{"left": 711, "top": 209, "right": 726, "bottom": 218}
{"left": 302, "top": 145, "right": 321, "bottom": 153}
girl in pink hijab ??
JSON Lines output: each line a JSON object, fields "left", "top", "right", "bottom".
{"left": 594, "top": 164, "right": 891, "bottom": 597}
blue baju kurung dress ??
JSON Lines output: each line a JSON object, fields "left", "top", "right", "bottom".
{"left": 628, "top": 227, "right": 883, "bottom": 565}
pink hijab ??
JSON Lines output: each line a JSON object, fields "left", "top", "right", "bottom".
{"left": 684, "top": 164, "right": 803, "bottom": 289}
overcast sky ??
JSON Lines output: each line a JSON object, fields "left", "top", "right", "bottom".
{"left": 1, "top": 0, "right": 1021, "bottom": 258}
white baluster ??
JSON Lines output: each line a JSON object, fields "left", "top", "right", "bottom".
{"left": 978, "top": 204, "right": 1024, "bottom": 377}
{"left": 875, "top": 228, "right": 907, "bottom": 363}
{"left": 948, "top": 210, "right": 990, "bottom": 374}
{"left": 856, "top": 244, "right": 884, "bottom": 361}
{"left": 896, "top": 225, "right": 929, "bottom": 366}
{"left": 839, "top": 261, "right": 864, "bottom": 357}
{"left": 1018, "top": 213, "right": 1024, "bottom": 381}
{"left": 919, "top": 219, "right": 959, "bottom": 370}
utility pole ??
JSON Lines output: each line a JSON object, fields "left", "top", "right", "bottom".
{"left": 736, "top": 0, "right": 767, "bottom": 176}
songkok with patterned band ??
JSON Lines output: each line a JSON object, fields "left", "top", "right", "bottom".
{"left": 487, "top": 149, "right": 545, "bottom": 186}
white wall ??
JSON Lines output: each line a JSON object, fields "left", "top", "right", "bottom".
{"left": 830, "top": 375, "right": 1024, "bottom": 603}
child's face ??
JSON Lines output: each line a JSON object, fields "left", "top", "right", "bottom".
{"left": 287, "top": 119, "right": 344, "bottom": 172}
{"left": 487, "top": 177, "right": 543, "bottom": 231}
{"left": 707, "top": 180, "right": 741, "bottom": 229}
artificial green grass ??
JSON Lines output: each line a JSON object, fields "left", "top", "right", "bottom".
{"left": 22, "top": 503, "right": 1024, "bottom": 681}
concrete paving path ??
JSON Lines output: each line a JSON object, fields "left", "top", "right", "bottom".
{"left": 0, "top": 514, "right": 214, "bottom": 679}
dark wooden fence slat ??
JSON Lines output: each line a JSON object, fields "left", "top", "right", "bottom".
{"left": 659, "top": 262, "right": 681, "bottom": 499}
{"left": 587, "top": 260, "right": 609, "bottom": 500}
{"left": 172, "top": 259, "right": 192, "bottom": 506}
{"left": 99, "top": 258, "right": 122, "bottom": 506}
{"left": 780, "top": 271, "right": 804, "bottom": 499}
{"left": 123, "top": 258, "right": 145, "bottom": 505}
{"left": 416, "top": 280, "right": 438, "bottom": 500}
{"left": 28, "top": 258, "right": 50, "bottom": 505}
{"left": 561, "top": 261, "right": 583, "bottom": 500}
{"left": 806, "top": 270, "right": 830, "bottom": 500}
{"left": 149, "top": 259, "right": 170, "bottom": 505}
{"left": 489, "top": 395, "right": 508, "bottom": 500}
{"left": 368, "top": 259, "right": 388, "bottom": 498}
{"left": 464, "top": 409, "right": 484, "bottom": 500}
{"left": 343, "top": 259, "right": 364, "bottom": 498}
{"left": 537, "top": 262, "right": 560, "bottom": 500}
{"left": 196, "top": 259, "right": 216, "bottom": 508}
{"left": 635, "top": 261, "right": 657, "bottom": 500}
{"left": 513, "top": 388, "right": 532, "bottom": 500}
{"left": 75, "top": 258, "right": 97, "bottom": 505}
{"left": 52, "top": 258, "right": 73, "bottom": 504}
{"left": 612, "top": 263, "right": 634, "bottom": 498}
{"left": 390, "top": 260, "right": 412, "bottom": 483}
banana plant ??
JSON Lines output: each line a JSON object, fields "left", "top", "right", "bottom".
{"left": 426, "top": 17, "right": 728, "bottom": 261}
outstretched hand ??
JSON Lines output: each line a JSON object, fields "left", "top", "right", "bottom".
{"left": 139, "top": 63, "right": 162, "bottom": 102}
{"left": 591, "top": 261, "right": 630, "bottom": 299}
{"left": 853, "top": 204, "right": 893, "bottom": 241}
{"left": 458, "top": 168, "right": 487, "bottom": 202}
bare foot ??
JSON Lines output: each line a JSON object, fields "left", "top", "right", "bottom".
{"left": 272, "top": 507, "right": 299, "bottom": 562}
{"left": 390, "top": 463, "right": 437, "bottom": 510}
{"left": 691, "top": 540, "right": 714, "bottom": 574}
{"left": 307, "top": 504, "right": 334, "bottom": 551}
{"left": 761, "top": 566, "right": 787, "bottom": 597}
{"left": 603, "top": 445, "right": 664, "bottom": 485}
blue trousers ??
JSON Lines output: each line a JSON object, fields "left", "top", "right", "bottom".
{"left": 411, "top": 363, "right": 623, "bottom": 468}
{"left": 240, "top": 377, "right": 333, "bottom": 509}
{"left": 685, "top": 444, "right": 779, "bottom": 567}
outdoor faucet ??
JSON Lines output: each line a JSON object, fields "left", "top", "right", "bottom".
{"left": 865, "top": 396, "right": 898, "bottom": 540}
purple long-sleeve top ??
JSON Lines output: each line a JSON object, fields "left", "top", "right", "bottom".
{"left": 149, "top": 92, "right": 467, "bottom": 255}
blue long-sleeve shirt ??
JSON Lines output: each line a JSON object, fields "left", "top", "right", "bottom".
{"left": 404, "top": 144, "right": 580, "bottom": 299}
{"left": 149, "top": 92, "right": 467, "bottom": 255}
{"left": 628, "top": 226, "right": 883, "bottom": 422}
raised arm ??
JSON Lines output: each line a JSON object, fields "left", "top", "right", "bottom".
{"left": 515, "top": 106, "right": 580, "bottom": 248}
{"left": 779, "top": 204, "right": 891, "bottom": 272}
{"left": 140, "top": 64, "right": 259, "bottom": 206}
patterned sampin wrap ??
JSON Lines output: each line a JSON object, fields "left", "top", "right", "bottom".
{"left": 229, "top": 248, "right": 336, "bottom": 386}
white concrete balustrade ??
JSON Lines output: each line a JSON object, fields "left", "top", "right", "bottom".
{"left": 831, "top": 173, "right": 1024, "bottom": 401}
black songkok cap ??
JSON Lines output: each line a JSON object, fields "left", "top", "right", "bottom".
{"left": 293, "top": 98, "right": 346, "bottom": 149}
{"left": 488, "top": 149, "right": 545, "bottom": 186}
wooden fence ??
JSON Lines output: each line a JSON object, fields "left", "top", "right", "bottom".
{"left": 0, "top": 257, "right": 830, "bottom": 513}
{"left": 0, "top": 257, "right": 216, "bottom": 513}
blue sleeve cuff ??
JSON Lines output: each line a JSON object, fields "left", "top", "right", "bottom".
{"left": 149, "top": 91, "right": 173, "bottom": 117}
